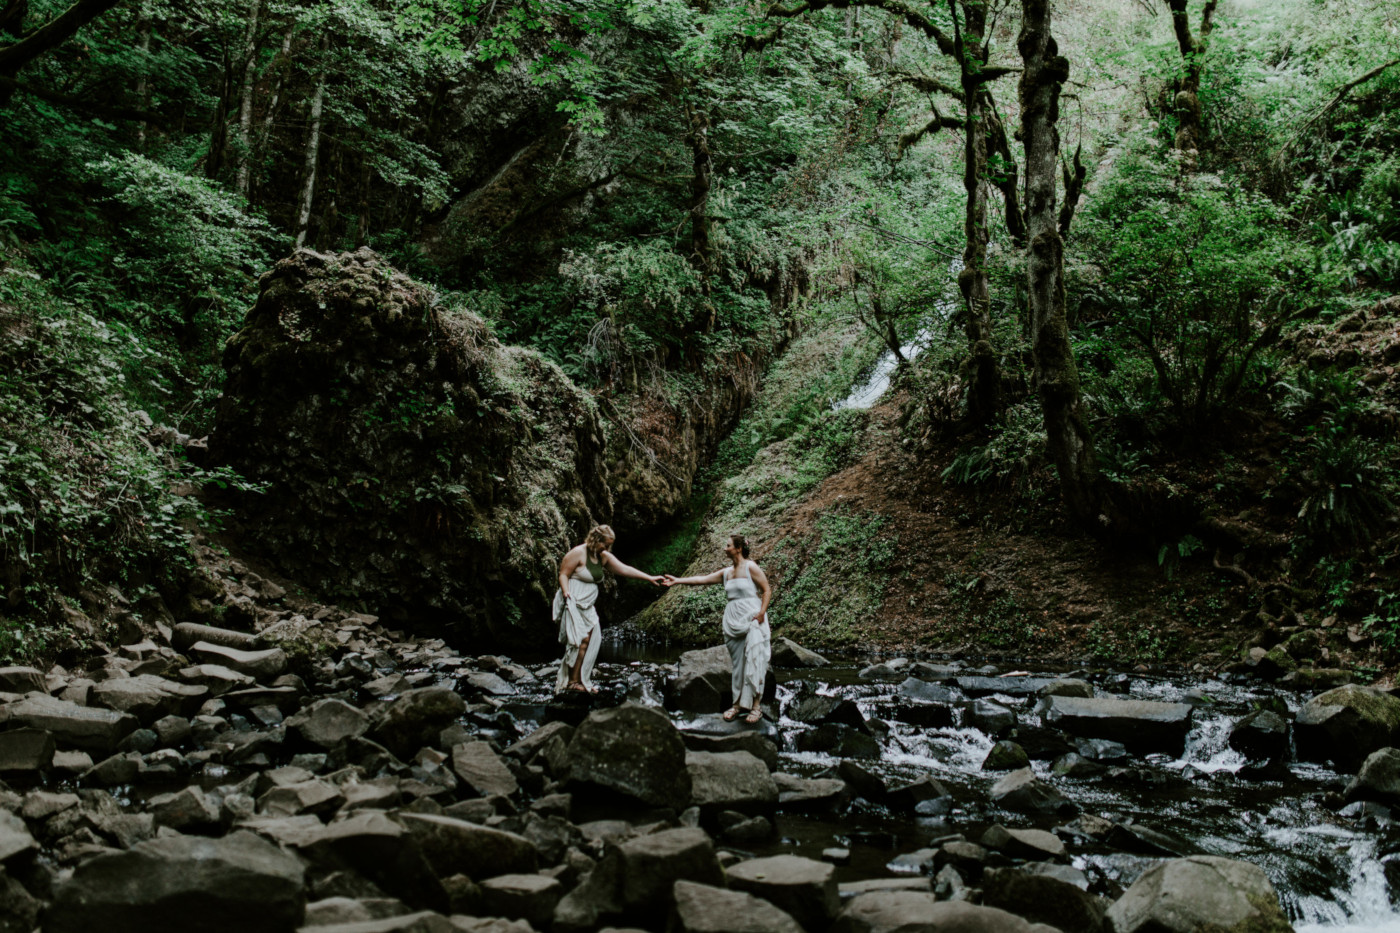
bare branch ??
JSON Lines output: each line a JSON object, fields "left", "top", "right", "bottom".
{"left": 896, "top": 107, "right": 963, "bottom": 158}
{"left": 766, "top": 0, "right": 956, "bottom": 57}
{"left": 0, "top": 0, "right": 124, "bottom": 72}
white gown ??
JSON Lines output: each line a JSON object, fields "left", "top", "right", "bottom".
{"left": 722, "top": 563, "right": 770, "bottom": 709}
{"left": 553, "top": 558, "right": 603, "bottom": 693}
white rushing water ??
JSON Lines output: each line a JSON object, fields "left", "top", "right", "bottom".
{"left": 1293, "top": 836, "right": 1400, "bottom": 932}
{"left": 832, "top": 327, "right": 935, "bottom": 411}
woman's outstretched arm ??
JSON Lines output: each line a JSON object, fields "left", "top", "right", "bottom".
{"left": 665, "top": 568, "right": 726, "bottom": 587}
{"left": 602, "top": 551, "right": 663, "bottom": 585}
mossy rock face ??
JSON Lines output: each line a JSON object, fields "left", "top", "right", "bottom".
{"left": 1294, "top": 684, "right": 1400, "bottom": 771}
{"left": 212, "top": 248, "right": 611, "bottom": 647}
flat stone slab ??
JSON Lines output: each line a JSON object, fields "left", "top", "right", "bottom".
{"left": 189, "top": 642, "right": 288, "bottom": 680}
{"left": 0, "top": 727, "right": 55, "bottom": 772}
{"left": 0, "top": 666, "right": 46, "bottom": 694}
{"left": 0, "top": 694, "right": 138, "bottom": 753}
{"left": 726, "top": 855, "right": 840, "bottom": 931}
{"left": 452, "top": 741, "right": 519, "bottom": 797}
{"left": 956, "top": 676, "right": 1056, "bottom": 698}
{"left": 1038, "top": 696, "right": 1194, "bottom": 756}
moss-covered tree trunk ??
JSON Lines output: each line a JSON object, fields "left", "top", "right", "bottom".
{"left": 1019, "top": 0, "right": 1103, "bottom": 527}
{"left": 957, "top": 3, "right": 1001, "bottom": 429}
{"left": 1166, "top": 0, "right": 1217, "bottom": 170}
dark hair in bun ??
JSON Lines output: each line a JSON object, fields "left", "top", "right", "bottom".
{"left": 731, "top": 534, "right": 751, "bottom": 558}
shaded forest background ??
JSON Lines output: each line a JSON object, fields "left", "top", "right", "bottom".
{"left": 2, "top": 0, "right": 1400, "bottom": 672}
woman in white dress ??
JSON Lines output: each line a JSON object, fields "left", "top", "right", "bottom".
{"left": 555, "top": 524, "right": 662, "bottom": 694}
{"left": 664, "top": 534, "right": 772, "bottom": 723}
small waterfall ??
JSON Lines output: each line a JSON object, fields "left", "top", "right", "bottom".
{"left": 1293, "top": 836, "right": 1400, "bottom": 932}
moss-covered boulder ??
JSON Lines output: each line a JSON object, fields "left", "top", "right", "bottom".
{"left": 1294, "top": 684, "right": 1400, "bottom": 770}
{"left": 1104, "top": 856, "right": 1292, "bottom": 933}
{"left": 211, "top": 248, "right": 611, "bottom": 646}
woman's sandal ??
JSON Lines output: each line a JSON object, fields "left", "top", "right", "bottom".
{"left": 744, "top": 708, "right": 763, "bottom": 724}
{"left": 721, "top": 706, "right": 744, "bottom": 721}
{"left": 566, "top": 682, "right": 590, "bottom": 693}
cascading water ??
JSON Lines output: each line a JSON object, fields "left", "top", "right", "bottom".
{"left": 553, "top": 638, "right": 1400, "bottom": 929}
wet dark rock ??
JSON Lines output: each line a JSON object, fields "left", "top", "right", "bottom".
{"left": 0, "top": 728, "right": 55, "bottom": 772}
{"left": 964, "top": 698, "right": 1018, "bottom": 736}
{"left": 887, "top": 847, "right": 937, "bottom": 874}
{"left": 566, "top": 704, "right": 691, "bottom": 811}
{"left": 370, "top": 687, "right": 466, "bottom": 759}
{"left": 833, "top": 892, "right": 1062, "bottom": 933}
{"left": 189, "top": 643, "right": 288, "bottom": 681}
{"left": 1038, "top": 696, "right": 1194, "bottom": 756}
{"left": 1227, "top": 709, "right": 1290, "bottom": 761}
{"left": 1007, "top": 727, "right": 1077, "bottom": 761}
{"left": 681, "top": 731, "right": 779, "bottom": 772}
{"left": 668, "top": 647, "right": 735, "bottom": 714}
{"left": 836, "top": 760, "right": 887, "bottom": 801}
{"left": 257, "top": 778, "right": 344, "bottom": 818}
{"left": 728, "top": 851, "right": 834, "bottom": 924}
{"left": 979, "top": 825, "right": 1066, "bottom": 861}
{"left": 790, "top": 696, "right": 868, "bottom": 731}
{"left": 896, "top": 677, "right": 956, "bottom": 705}
{"left": 1295, "top": 685, "right": 1400, "bottom": 770}
{"left": 0, "top": 695, "right": 138, "bottom": 753}
{"left": 451, "top": 741, "right": 518, "bottom": 798}
{"left": 0, "top": 865, "right": 41, "bottom": 932}
{"left": 82, "top": 751, "right": 142, "bottom": 786}
{"left": 983, "top": 740, "right": 1030, "bottom": 772}
{"left": 553, "top": 827, "right": 723, "bottom": 932}
{"left": 981, "top": 866, "right": 1105, "bottom": 933}
{"left": 149, "top": 785, "right": 221, "bottom": 832}
{"left": 399, "top": 812, "right": 538, "bottom": 880}
{"left": 0, "top": 667, "right": 46, "bottom": 694}
{"left": 955, "top": 676, "right": 1054, "bottom": 698}
{"left": 1038, "top": 679, "right": 1094, "bottom": 699}
{"left": 462, "top": 672, "right": 514, "bottom": 697}
{"left": 769, "top": 638, "right": 830, "bottom": 668}
{"left": 1051, "top": 753, "right": 1106, "bottom": 778}
{"left": 171, "top": 623, "right": 259, "bottom": 652}
{"left": 286, "top": 699, "right": 370, "bottom": 749}
{"left": 504, "top": 721, "right": 574, "bottom": 761}
{"left": 857, "top": 661, "right": 908, "bottom": 682}
{"left": 1104, "top": 855, "right": 1291, "bottom": 933}
{"left": 773, "top": 773, "right": 849, "bottom": 810}
{"left": 935, "top": 841, "right": 987, "bottom": 880}
{"left": 1072, "top": 737, "right": 1129, "bottom": 761}
{"left": 43, "top": 830, "right": 305, "bottom": 933}
{"left": 1346, "top": 747, "right": 1400, "bottom": 805}
{"left": 1106, "top": 822, "right": 1199, "bottom": 857}
{"left": 478, "top": 873, "right": 563, "bottom": 927}
{"left": 794, "top": 724, "right": 880, "bottom": 759}
{"left": 670, "top": 879, "right": 805, "bottom": 933}
{"left": 0, "top": 811, "right": 37, "bottom": 864}
{"left": 838, "top": 878, "right": 933, "bottom": 900}
{"left": 887, "top": 776, "right": 952, "bottom": 813}
{"left": 686, "top": 751, "right": 777, "bottom": 814}
{"left": 293, "top": 811, "right": 447, "bottom": 911}
{"left": 719, "top": 813, "right": 772, "bottom": 844}
{"left": 990, "top": 768, "right": 1077, "bottom": 816}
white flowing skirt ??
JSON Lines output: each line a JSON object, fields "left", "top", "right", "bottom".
{"left": 553, "top": 578, "right": 601, "bottom": 693}
{"left": 722, "top": 595, "right": 770, "bottom": 708}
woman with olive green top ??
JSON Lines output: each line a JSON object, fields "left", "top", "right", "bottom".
{"left": 554, "top": 524, "right": 662, "bottom": 694}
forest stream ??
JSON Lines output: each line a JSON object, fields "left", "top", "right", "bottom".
{"left": 562, "top": 636, "right": 1400, "bottom": 932}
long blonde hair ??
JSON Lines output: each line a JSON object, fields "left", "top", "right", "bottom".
{"left": 585, "top": 524, "right": 615, "bottom": 561}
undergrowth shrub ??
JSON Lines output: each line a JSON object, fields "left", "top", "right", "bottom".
{"left": 767, "top": 510, "right": 896, "bottom": 649}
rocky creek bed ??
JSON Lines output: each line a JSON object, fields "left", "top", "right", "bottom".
{"left": 2, "top": 603, "right": 1400, "bottom": 932}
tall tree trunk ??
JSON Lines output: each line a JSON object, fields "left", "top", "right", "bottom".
{"left": 206, "top": 53, "right": 232, "bottom": 179}
{"left": 1165, "top": 0, "right": 1217, "bottom": 170}
{"left": 354, "top": 149, "right": 372, "bottom": 248}
{"left": 251, "top": 22, "right": 294, "bottom": 204}
{"left": 1019, "top": 0, "right": 1103, "bottom": 527}
{"left": 233, "top": 0, "right": 262, "bottom": 196}
{"left": 685, "top": 100, "right": 717, "bottom": 331}
{"left": 294, "top": 35, "right": 328, "bottom": 250}
{"left": 956, "top": 3, "right": 1001, "bottom": 429}
{"left": 134, "top": 11, "right": 151, "bottom": 149}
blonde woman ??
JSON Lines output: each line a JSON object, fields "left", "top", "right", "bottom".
{"left": 555, "top": 524, "right": 662, "bottom": 694}
{"left": 664, "top": 534, "right": 771, "bottom": 723}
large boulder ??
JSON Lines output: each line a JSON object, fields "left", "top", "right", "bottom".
{"left": 832, "top": 892, "right": 1063, "bottom": 933}
{"left": 670, "top": 880, "right": 805, "bottom": 933}
{"left": 90, "top": 675, "right": 208, "bottom": 724}
{"left": 726, "top": 855, "right": 839, "bottom": 932}
{"left": 566, "top": 704, "right": 691, "bottom": 811}
{"left": 1294, "top": 685, "right": 1400, "bottom": 770}
{"left": 1104, "top": 856, "right": 1292, "bottom": 933}
{"left": 990, "top": 768, "right": 1077, "bottom": 816}
{"left": 370, "top": 686, "right": 465, "bottom": 759}
{"left": 1345, "top": 747, "right": 1400, "bottom": 805}
{"left": 1038, "top": 696, "right": 1194, "bottom": 756}
{"left": 398, "top": 813, "right": 538, "bottom": 880}
{"left": 0, "top": 695, "right": 138, "bottom": 753}
{"left": 686, "top": 751, "right": 777, "bottom": 814}
{"left": 1227, "top": 710, "right": 1290, "bottom": 761}
{"left": 212, "top": 247, "right": 611, "bottom": 644}
{"left": 981, "top": 866, "right": 1103, "bottom": 933}
{"left": 668, "top": 646, "right": 734, "bottom": 713}
{"left": 43, "top": 831, "right": 306, "bottom": 933}
{"left": 553, "top": 827, "right": 724, "bottom": 931}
